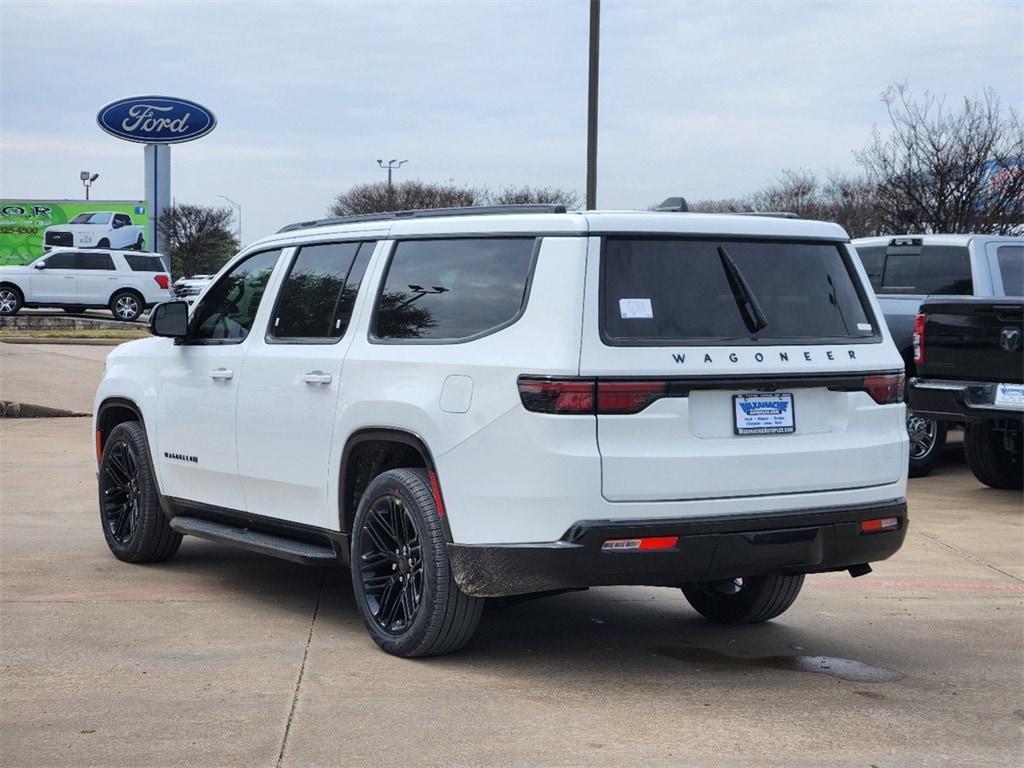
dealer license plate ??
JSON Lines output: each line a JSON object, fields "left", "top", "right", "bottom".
{"left": 733, "top": 393, "right": 795, "bottom": 435}
{"left": 994, "top": 383, "right": 1024, "bottom": 409}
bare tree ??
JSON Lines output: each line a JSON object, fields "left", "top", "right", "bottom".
{"left": 330, "top": 180, "right": 481, "bottom": 216}
{"left": 157, "top": 204, "right": 238, "bottom": 278}
{"left": 488, "top": 185, "right": 581, "bottom": 208}
{"left": 857, "top": 84, "right": 1024, "bottom": 235}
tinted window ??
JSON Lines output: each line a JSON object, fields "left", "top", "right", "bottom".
{"left": 854, "top": 245, "right": 885, "bottom": 291}
{"left": 42, "top": 251, "right": 75, "bottom": 269}
{"left": 880, "top": 245, "right": 972, "bottom": 295}
{"left": 374, "top": 238, "right": 535, "bottom": 341}
{"left": 270, "top": 241, "right": 367, "bottom": 340}
{"left": 191, "top": 250, "right": 281, "bottom": 342}
{"left": 124, "top": 254, "right": 166, "bottom": 272}
{"left": 997, "top": 245, "right": 1023, "bottom": 296}
{"left": 602, "top": 238, "right": 875, "bottom": 343}
{"left": 77, "top": 252, "right": 115, "bottom": 270}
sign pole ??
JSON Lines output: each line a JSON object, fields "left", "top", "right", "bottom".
{"left": 144, "top": 144, "right": 170, "bottom": 258}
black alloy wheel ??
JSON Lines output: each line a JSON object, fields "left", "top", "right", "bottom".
{"left": 358, "top": 494, "right": 424, "bottom": 635}
{"left": 101, "top": 437, "right": 142, "bottom": 545}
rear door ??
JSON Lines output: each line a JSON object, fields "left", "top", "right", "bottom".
{"left": 236, "top": 239, "right": 376, "bottom": 528}
{"left": 76, "top": 251, "right": 118, "bottom": 304}
{"left": 581, "top": 235, "right": 905, "bottom": 502}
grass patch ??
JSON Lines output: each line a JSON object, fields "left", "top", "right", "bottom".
{"left": 0, "top": 329, "right": 148, "bottom": 340}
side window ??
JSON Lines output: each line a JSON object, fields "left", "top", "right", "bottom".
{"left": 42, "top": 251, "right": 76, "bottom": 269}
{"left": 997, "top": 245, "right": 1023, "bottom": 296}
{"left": 373, "top": 238, "right": 535, "bottom": 341}
{"left": 77, "top": 252, "right": 115, "bottom": 270}
{"left": 191, "top": 250, "right": 281, "bottom": 342}
{"left": 270, "top": 241, "right": 373, "bottom": 341}
{"left": 855, "top": 246, "right": 885, "bottom": 291}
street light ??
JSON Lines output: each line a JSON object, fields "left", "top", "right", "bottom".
{"left": 80, "top": 171, "right": 99, "bottom": 201}
{"left": 218, "top": 194, "right": 242, "bottom": 243}
{"left": 377, "top": 159, "right": 407, "bottom": 209}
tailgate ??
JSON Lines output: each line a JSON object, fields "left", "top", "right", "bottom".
{"left": 920, "top": 298, "right": 1023, "bottom": 383}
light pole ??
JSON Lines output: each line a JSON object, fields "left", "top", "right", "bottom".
{"left": 377, "top": 159, "right": 407, "bottom": 209}
{"left": 586, "top": 0, "right": 600, "bottom": 209}
{"left": 218, "top": 194, "right": 242, "bottom": 243}
{"left": 80, "top": 171, "right": 99, "bottom": 201}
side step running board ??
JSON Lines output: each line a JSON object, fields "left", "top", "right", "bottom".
{"left": 169, "top": 516, "right": 338, "bottom": 565}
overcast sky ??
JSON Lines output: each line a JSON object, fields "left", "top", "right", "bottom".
{"left": 1, "top": 0, "right": 1021, "bottom": 243}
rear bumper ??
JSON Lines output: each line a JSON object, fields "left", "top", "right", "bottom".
{"left": 448, "top": 499, "right": 907, "bottom": 597}
{"left": 908, "top": 378, "right": 1024, "bottom": 423}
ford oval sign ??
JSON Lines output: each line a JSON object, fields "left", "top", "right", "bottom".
{"left": 97, "top": 96, "right": 216, "bottom": 144}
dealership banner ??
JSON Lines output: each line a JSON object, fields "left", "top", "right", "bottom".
{"left": 0, "top": 200, "right": 149, "bottom": 265}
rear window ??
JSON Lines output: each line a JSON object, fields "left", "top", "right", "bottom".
{"left": 880, "top": 245, "right": 972, "bottom": 295}
{"left": 997, "top": 245, "right": 1023, "bottom": 296}
{"left": 373, "top": 238, "right": 535, "bottom": 341}
{"left": 854, "top": 245, "right": 885, "bottom": 291}
{"left": 601, "top": 238, "right": 877, "bottom": 345}
{"left": 124, "top": 254, "right": 166, "bottom": 272}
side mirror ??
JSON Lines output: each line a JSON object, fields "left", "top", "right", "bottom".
{"left": 149, "top": 301, "right": 189, "bottom": 338}
{"left": 34, "top": 262, "right": 46, "bottom": 270}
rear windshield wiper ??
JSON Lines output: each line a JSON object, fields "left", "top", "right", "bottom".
{"left": 717, "top": 246, "right": 768, "bottom": 334}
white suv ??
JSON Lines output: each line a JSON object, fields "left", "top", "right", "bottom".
{"left": 43, "top": 211, "right": 146, "bottom": 251}
{"left": 92, "top": 205, "right": 909, "bottom": 657}
{"left": 0, "top": 249, "right": 172, "bottom": 321}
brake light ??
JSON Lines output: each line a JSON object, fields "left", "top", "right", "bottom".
{"left": 518, "top": 378, "right": 595, "bottom": 414}
{"left": 861, "top": 517, "right": 900, "bottom": 534}
{"left": 596, "top": 380, "right": 669, "bottom": 414}
{"left": 862, "top": 373, "right": 904, "bottom": 404}
{"left": 912, "top": 313, "right": 925, "bottom": 365}
{"left": 602, "top": 536, "right": 679, "bottom": 552}
{"left": 154, "top": 274, "right": 170, "bottom": 290}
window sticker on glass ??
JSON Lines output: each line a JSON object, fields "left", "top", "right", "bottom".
{"left": 619, "top": 298, "right": 653, "bottom": 319}
{"left": 857, "top": 323, "right": 873, "bottom": 332}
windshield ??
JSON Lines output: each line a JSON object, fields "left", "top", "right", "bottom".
{"left": 69, "top": 213, "right": 111, "bottom": 225}
{"left": 602, "top": 238, "right": 878, "bottom": 344}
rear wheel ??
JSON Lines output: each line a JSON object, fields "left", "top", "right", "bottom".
{"left": 964, "top": 422, "right": 1023, "bottom": 490}
{"left": 907, "top": 411, "right": 947, "bottom": 477}
{"left": 110, "top": 290, "right": 143, "bottom": 322}
{"left": 351, "top": 468, "right": 483, "bottom": 657}
{"left": 97, "top": 238, "right": 110, "bottom": 248}
{"left": 0, "top": 285, "right": 22, "bottom": 315}
{"left": 682, "top": 574, "right": 805, "bottom": 624}
{"left": 98, "top": 422, "right": 181, "bottom": 563}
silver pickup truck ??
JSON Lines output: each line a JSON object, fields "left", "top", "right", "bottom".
{"left": 852, "top": 234, "right": 1023, "bottom": 476}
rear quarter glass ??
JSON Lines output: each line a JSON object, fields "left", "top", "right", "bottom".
{"left": 600, "top": 237, "right": 879, "bottom": 346}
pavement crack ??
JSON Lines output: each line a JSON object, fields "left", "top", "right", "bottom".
{"left": 916, "top": 529, "right": 1023, "bottom": 583}
{"left": 276, "top": 568, "right": 326, "bottom": 768}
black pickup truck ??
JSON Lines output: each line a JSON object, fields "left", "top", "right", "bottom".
{"left": 908, "top": 297, "right": 1023, "bottom": 489}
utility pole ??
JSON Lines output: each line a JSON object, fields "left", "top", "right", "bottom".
{"left": 586, "top": 0, "right": 600, "bottom": 210}
{"left": 218, "top": 194, "right": 242, "bottom": 244}
{"left": 377, "top": 159, "right": 408, "bottom": 209}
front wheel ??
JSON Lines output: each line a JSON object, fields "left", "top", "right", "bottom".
{"left": 964, "top": 422, "right": 1023, "bottom": 490}
{"left": 0, "top": 285, "right": 22, "bottom": 315}
{"left": 351, "top": 468, "right": 483, "bottom": 657}
{"left": 907, "top": 411, "right": 947, "bottom": 478}
{"left": 682, "top": 574, "right": 805, "bottom": 624}
{"left": 110, "top": 290, "right": 143, "bottom": 322}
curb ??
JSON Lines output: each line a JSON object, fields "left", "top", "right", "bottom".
{"left": 0, "top": 401, "right": 90, "bottom": 418}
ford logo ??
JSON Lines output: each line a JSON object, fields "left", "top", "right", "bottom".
{"left": 97, "top": 96, "right": 216, "bottom": 144}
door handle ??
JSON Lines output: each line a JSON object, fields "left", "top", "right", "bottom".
{"left": 302, "top": 371, "right": 333, "bottom": 385}
{"left": 209, "top": 368, "right": 234, "bottom": 380}
{"left": 64, "top": 276, "right": 76, "bottom": 279}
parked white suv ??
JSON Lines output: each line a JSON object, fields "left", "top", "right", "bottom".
{"left": 43, "top": 211, "right": 146, "bottom": 252}
{"left": 0, "top": 249, "right": 171, "bottom": 321}
{"left": 92, "top": 204, "right": 909, "bottom": 657}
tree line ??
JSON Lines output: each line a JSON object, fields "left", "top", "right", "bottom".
{"left": 160, "top": 84, "right": 1021, "bottom": 277}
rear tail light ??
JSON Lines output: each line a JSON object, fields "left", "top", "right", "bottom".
{"left": 861, "top": 517, "right": 900, "bottom": 534}
{"left": 154, "top": 274, "right": 170, "bottom": 290}
{"left": 912, "top": 313, "right": 925, "bottom": 365}
{"left": 519, "top": 377, "right": 670, "bottom": 415}
{"left": 602, "top": 536, "right": 679, "bottom": 552}
{"left": 862, "top": 373, "right": 904, "bottom": 404}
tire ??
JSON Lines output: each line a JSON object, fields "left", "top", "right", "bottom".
{"left": 97, "top": 238, "right": 110, "bottom": 248}
{"left": 0, "top": 284, "right": 22, "bottom": 316}
{"left": 110, "top": 290, "right": 143, "bottom": 322}
{"left": 964, "top": 422, "right": 1023, "bottom": 490}
{"left": 907, "top": 411, "right": 947, "bottom": 478}
{"left": 351, "top": 468, "right": 484, "bottom": 657}
{"left": 134, "top": 234, "right": 145, "bottom": 251}
{"left": 98, "top": 422, "right": 181, "bottom": 563}
{"left": 682, "top": 574, "right": 805, "bottom": 624}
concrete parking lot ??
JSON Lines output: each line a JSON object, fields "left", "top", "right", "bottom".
{"left": 1, "top": 344, "right": 1022, "bottom": 767}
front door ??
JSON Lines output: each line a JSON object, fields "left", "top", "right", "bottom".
{"left": 237, "top": 240, "right": 376, "bottom": 528}
{"left": 155, "top": 248, "right": 283, "bottom": 512}
{"left": 30, "top": 250, "right": 78, "bottom": 303}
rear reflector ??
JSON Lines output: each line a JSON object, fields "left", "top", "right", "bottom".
{"left": 862, "top": 373, "right": 904, "bottom": 404}
{"left": 427, "top": 470, "right": 446, "bottom": 518}
{"left": 860, "top": 517, "right": 899, "bottom": 534}
{"left": 602, "top": 536, "right": 679, "bottom": 552}
{"left": 95, "top": 430, "right": 103, "bottom": 461}
{"left": 154, "top": 274, "right": 170, "bottom": 289}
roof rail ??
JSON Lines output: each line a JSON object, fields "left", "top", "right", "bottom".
{"left": 736, "top": 211, "right": 800, "bottom": 219}
{"left": 278, "top": 204, "right": 568, "bottom": 233}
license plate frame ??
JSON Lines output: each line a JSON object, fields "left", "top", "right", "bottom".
{"left": 733, "top": 392, "right": 796, "bottom": 435}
